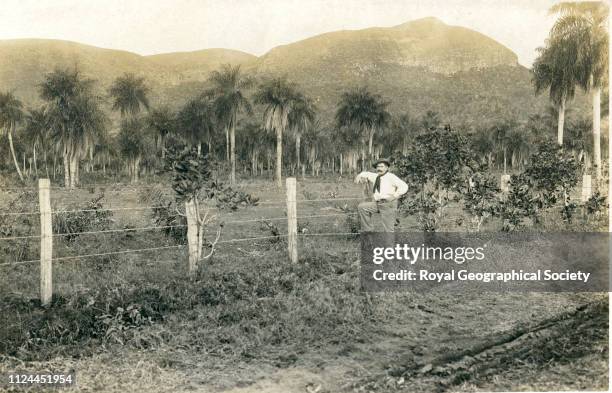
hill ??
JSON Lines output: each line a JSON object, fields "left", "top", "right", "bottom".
{"left": 0, "top": 18, "right": 589, "bottom": 127}
{"left": 0, "top": 40, "right": 253, "bottom": 106}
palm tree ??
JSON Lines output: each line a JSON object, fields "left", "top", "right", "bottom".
{"left": 254, "top": 77, "right": 299, "bottom": 188}
{"left": 109, "top": 73, "right": 150, "bottom": 118}
{"left": 208, "top": 64, "right": 253, "bottom": 184}
{"left": 303, "top": 119, "right": 328, "bottom": 176}
{"left": 491, "top": 121, "right": 516, "bottom": 174}
{"left": 288, "top": 92, "right": 316, "bottom": 177}
{"left": 118, "top": 118, "right": 150, "bottom": 182}
{"left": 335, "top": 87, "right": 390, "bottom": 169}
{"left": 23, "top": 107, "right": 50, "bottom": 177}
{"left": 237, "top": 121, "right": 268, "bottom": 177}
{"left": 507, "top": 129, "right": 532, "bottom": 169}
{"left": 147, "top": 106, "right": 175, "bottom": 159}
{"left": 40, "top": 68, "right": 106, "bottom": 188}
{"left": 549, "top": 1, "right": 609, "bottom": 184}
{"left": 177, "top": 96, "right": 215, "bottom": 155}
{"left": 109, "top": 73, "right": 150, "bottom": 183}
{"left": 532, "top": 35, "right": 580, "bottom": 145}
{"left": 565, "top": 117, "right": 593, "bottom": 171}
{"left": 470, "top": 128, "right": 494, "bottom": 167}
{"left": 393, "top": 113, "right": 419, "bottom": 155}
{"left": 0, "top": 91, "right": 25, "bottom": 181}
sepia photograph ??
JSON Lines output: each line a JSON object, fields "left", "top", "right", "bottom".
{"left": 0, "top": 0, "right": 609, "bottom": 392}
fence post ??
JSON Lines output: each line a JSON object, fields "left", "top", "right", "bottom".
{"left": 581, "top": 174, "right": 592, "bottom": 202}
{"left": 286, "top": 178, "right": 298, "bottom": 263}
{"left": 185, "top": 199, "right": 199, "bottom": 276}
{"left": 39, "top": 179, "right": 52, "bottom": 306}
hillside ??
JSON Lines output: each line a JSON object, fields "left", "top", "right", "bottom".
{"left": 0, "top": 18, "right": 589, "bottom": 127}
{"left": 0, "top": 40, "right": 253, "bottom": 105}
{"left": 254, "top": 17, "right": 518, "bottom": 77}
{"left": 146, "top": 48, "right": 256, "bottom": 79}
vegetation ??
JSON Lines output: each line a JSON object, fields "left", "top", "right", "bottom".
{"left": 535, "top": 1, "right": 609, "bottom": 187}
{"left": 0, "top": 6, "right": 609, "bottom": 188}
{"left": 0, "top": 8, "right": 608, "bottom": 393}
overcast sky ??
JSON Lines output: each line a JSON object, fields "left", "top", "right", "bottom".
{"left": 1, "top": 0, "right": 560, "bottom": 67}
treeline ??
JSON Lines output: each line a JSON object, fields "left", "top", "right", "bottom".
{"left": 0, "top": 64, "right": 605, "bottom": 189}
{"left": 0, "top": 2, "right": 608, "bottom": 189}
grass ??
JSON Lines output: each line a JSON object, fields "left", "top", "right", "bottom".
{"left": 0, "top": 174, "right": 608, "bottom": 392}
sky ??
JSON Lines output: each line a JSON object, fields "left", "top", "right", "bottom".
{"left": 1, "top": 0, "right": 561, "bottom": 67}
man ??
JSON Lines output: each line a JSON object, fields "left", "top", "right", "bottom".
{"left": 354, "top": 158, "right": 408, "bottom": 232}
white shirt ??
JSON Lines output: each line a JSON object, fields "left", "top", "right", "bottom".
{"left": 355, "top": 171, "right": 409, "bottom": 201}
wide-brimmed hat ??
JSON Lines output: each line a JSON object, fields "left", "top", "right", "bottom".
{"left": 372, "top": 158, "right": 391, "bottom": 168}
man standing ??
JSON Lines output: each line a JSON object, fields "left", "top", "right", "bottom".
{"left": 355, "top": 158, "right": 408, "bottom": 232}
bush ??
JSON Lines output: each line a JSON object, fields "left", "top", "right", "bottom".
{"left": 0, "top": 190, "right": 38, "bottom": 262}
{"left": 393, "top": 125, "right": 480, "bottom": 232}
{"left": 1, "top": 251, "right": 372, "bottom": 362}
{"left": 500, "top": 143, "right": 580, "bottom": 231}
{"left": 52, "top": 194, "right": 114, "bottom": 241}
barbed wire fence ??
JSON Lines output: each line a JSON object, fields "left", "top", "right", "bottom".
{"left": 0, "top": 175, "right": 601, "bottom": 305}
{"left": 0, "top": 178, "right": 378, "bottom": 305}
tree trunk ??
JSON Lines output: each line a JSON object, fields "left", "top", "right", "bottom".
{"left": 275, "top": 128, "right": 283, "bottom": 188}
{"left": 557, "top": 98, "right": 565, "bottom": 146}
{"left": 7, "top": 130, "right": 24, "bottom": 181}
{"left": 33, "top": 145, "right": 38, "bottom": 176}
{"left": 592, "top": 83, "right": 601, "bottom": 188}
{"left": 296, "top": 134, "right": 301, "bottom": 174}
{"left": 44, "top": 149, "right": 49, "bottom": 178}
{"left": 503, "top": 147, "right": 507, "bottom": 175}
{"left": 225, "top": 127, "right": 230, "bottom": 161}
{"left": 230, "top": 116, "right": 236, "bottom": 185}
{"left": 134, "top": 156, "right": 141, "bottom": 183}
{"left": 368, "top": 127, "right": 375, "bottom": 166}
{"left": 340, "top": 153, "right": 343, "bottom": 176}
{"left": 361, "top": 149, "right": 366, "bottom": 171}
{"left": 69, "top": 154, "right": 78, "bottom": 189}
{"left": 63, "top": 150, "right": 70, "bottom": 188}
{"left": 74, "top": 156, "right": 79, "bottom": 186}
{"left": 160, "top": 134, "right": 165, "bottom": 159}
{"left": 197, "top": 143, "right": 202, "bottom": 156}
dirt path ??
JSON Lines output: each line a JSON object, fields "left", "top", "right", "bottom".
{"left": 0, "top": 294, "right": 606, "bottom": 393}
{"left": 216, "top": 297, "right": 609, "bottom": 393}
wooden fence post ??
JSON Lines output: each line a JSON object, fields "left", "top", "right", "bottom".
{"left": 581, "top": 174, "right": 592, "bottom": 202}
{"left": 185, "top": 199, "right": 199, "bottom": 276}
{"left": 39, "top": 179, "right": 52, "bottom": 306}
{"left": 286, "top": 178, "right": 298, "bottom": 263}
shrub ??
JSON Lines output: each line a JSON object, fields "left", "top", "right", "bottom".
{"left": 52, "top": 194, "right": 114, "bottom": 241}
{"left": 393, "top": 125, "right": 480, "bottom": 232}
{"left": 499, "top": 143, "right": 580, "bottom": 231}
{"left": 460, "top": 172, "right": 501, "bottom": 231}
{"left": 0, "top": 190, "right": 38, "bottom": 262}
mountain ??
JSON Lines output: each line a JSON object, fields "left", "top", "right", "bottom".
{"left": 254, "top": 17, "right": 518, "bottom": 77}
{"left": 0, "top": 18, "right": 589, "bottom": 128}
{"left": 0, "top": 39, "right": 254, "bottom": 105}
{"left": 244, "top": 17, "right": 558, "bottom": 127}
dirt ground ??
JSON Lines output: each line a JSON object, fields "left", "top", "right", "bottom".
{"left": 1, "top": 292, "right": 606, "bottom": 392}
